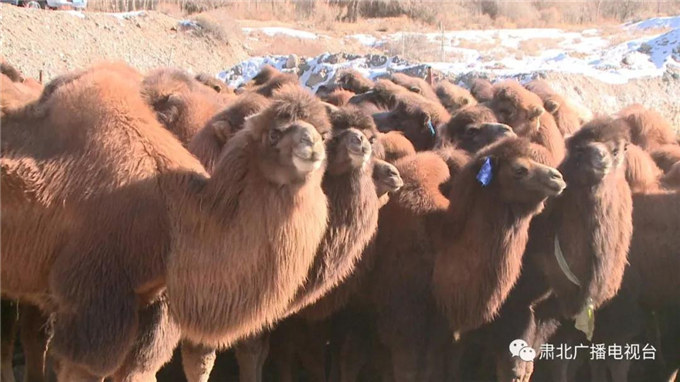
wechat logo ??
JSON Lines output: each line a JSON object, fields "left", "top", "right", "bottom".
{"left": 509, "top": 339, "right": 537, "bottom": 362}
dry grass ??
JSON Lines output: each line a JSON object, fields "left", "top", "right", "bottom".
{"left": 518, "top": 38, "right": 563, "bottom": 56}
{"left": 86, "top": 0, "right": 680, "bottom": 32}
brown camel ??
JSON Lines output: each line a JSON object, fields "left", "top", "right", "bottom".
{"left": 490, "top": 80, "right": 566, "bottom": 165}
{"left": 188, "top": 92, "right": 270, "bottom": 173}
{"left": 194, "top": 73, "right": 234, "bottom": 95}
{"left": 661, "top": 161, "right": 680, "bottom": 189}
{"left": 253, "top": 71, "right": 299, "bottom": 98}
{"left": 432, "top": 138, "right": 566, "bottom": 334}
{"left": 2, "top": 67, "right": 329, "bottom": 379}
{"left": 435, "top": 80, "right": 477, "bottom": 114}
{"left": 489, "top": 117, "right": 633, "bottom": 382}
{"left": 441, "top": 104, "right": 516, "bottom": 153}
{"left": 335, "top": 69, "right": 373, "bottom": 94}
{"left": 389, "top": 72, "right": 440, "bottom": 103}
{"left": 625, "top": 143, "right": 664, "bottom": 193}
{"left": 141, "top": 68, "right": 230, "bottom": 145}
{"left": 372, "top": 91, "right": 451, "bottom": 151}
{"left": 376, "top": 131, "right": 416, "bottom": 163}
{"left": 469, "top": 77, "right": 494, "bottom": 103}
{"left": 525, "top": 79, "right": 583, "bottom": 136}
{"left": 616, "top": 104, "right": 680, "bottom": 172}
{"left": 348, "top": 78, "right": 410, "bottom": 112}
{"left": 322, "top": 88, "right": 355, "bottom": 107}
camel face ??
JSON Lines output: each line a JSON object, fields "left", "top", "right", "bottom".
{"left": 491, "top": 81, "right": 545, "bottom": 136}
{"left": 373, "top": 95, "right": 447, "bottom": 152}
{"left": 270, "top": 120, "right": 326, "bottom": 180}
{"left": 495, "top": 155, "right": 566, "bottom": 204}
{"left": 562, "top": 119, "right": 629, "bottom": 186}
{"left": 326, "top": 128, "right": 372, "bottom": 175}
{"left": 372, "top": 159, "right": 403, "bottom": 197}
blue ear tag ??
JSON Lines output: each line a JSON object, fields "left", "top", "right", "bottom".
{"left": 476, "top": 156, "right": 493, "bottom": 187}
{"left": 427, "top": 118, "right": 436, "bottom": 136}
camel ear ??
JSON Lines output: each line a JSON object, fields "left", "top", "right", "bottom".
{"left": 321, "top": 101, "right": 340, "bottom": 115}
{"left": 529, "top": 105, "right": 544, "bottom": 119}
{"left": 154, "top": 93, "right": 182, "bottom": 125}
{"left": 459, "top": 97, "right": 470, "bottom": 106}
{"left": 544, "top": 99, "right": 560, "bottom": 114}
{"left": 212, "top": 120, "right": 231, "bottom": 143}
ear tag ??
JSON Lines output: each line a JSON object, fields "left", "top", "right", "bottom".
{"left": 427, "top": 118, "right": 436, "bottom": 136}
{"left": 476, "top": 156, "right": 493, "bottom": 187}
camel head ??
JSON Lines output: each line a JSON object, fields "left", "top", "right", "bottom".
{"left": 248, "top": 84, "right": 330, "bottom": 185}
{"left": 561, "top": 117, "right": 630, "bottom": 186}
{"left": 326, "top": 128, "right": 372, "bottom": 176}
{"left": 490, "top": 80, "right": 545, "bottom": 136}
{"left": 372, "top": 158, "right": 403, "bottom": 197}
{"left": 475, "top": 138, "right": 566, "bottom": 205}
{"left": 444, "top": 104, "right": 516, "bottom": 153}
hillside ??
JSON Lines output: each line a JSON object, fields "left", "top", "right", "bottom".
{"left": 1, "top": 4, "right": 247, "bottom": 81}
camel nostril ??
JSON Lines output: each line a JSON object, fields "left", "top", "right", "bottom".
{"left": 550, "top": 169, "right": 563, "bottom": 180}
{"left": 299, "top": 130, "right": 314, "bottom": 146}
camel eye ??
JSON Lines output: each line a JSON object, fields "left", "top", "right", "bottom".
{"left": 269, "top": 129, "right": 282, "bottom": 143}
{"left": 514, "top": 166, "right": 529, "bottom": 177}
{"left": 369, "top": 136, "right": 377, "bottom": 144}
{"left": 464, "top": 127, "right": 479, "bottom": 137}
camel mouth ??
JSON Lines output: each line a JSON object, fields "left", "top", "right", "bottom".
{"left": 292, "top": 144, "right": 325, "bottom": 173}
{"left": 382, "top": 175, "right": 404, "bottom": 192}
{"left": 544, "top": 178, "right": 567, "bottom": 195}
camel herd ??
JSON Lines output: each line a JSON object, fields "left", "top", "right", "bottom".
{"left": 1, "top": 58, "right": 679, "bottom": 382}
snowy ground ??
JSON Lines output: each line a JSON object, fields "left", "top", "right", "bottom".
{"left": 223, "top": 16, "right": 680, "bottom": 90}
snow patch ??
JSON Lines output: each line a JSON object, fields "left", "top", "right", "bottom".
{"left": 242, "top": 27, "right": 319, "bottom": 40}
{"left": 627, "top": 16, "right": 680, "bottom": 30}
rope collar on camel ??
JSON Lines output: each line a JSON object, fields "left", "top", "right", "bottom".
{"left": 553, "top": 234, "right": 581, "bottom": 287}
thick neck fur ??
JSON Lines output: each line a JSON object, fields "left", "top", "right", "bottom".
{"left": 284, "top": 164, "right": 379, "bottom": 315}
{"left": 550, "top": 169, "right": 632, "bottom": 314}
{"left": 433, "top": 166, "right": 544, "bottom": 333}
{"left": 165, "top": 127, "right": 328, "bottom": 348}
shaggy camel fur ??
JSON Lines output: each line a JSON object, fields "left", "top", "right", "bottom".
{"left": 195, "top": 73, "right": 234, "bottom": 95}
{"left": 368, "top": 151, "right": 455, "bottom": 381}
{"left": 442, "top": 104, "right": 516, "bottom": 153}
{"left": 625, "top": 143, "right": 664, "bottom": 193}
{"left": 469, "top": 78, "right": 494, "bottom": 103}
{"left": 373, "top": 91, "right": 451, "bottom": 151}
{"left": 2, "top": 68, "right": 329, "bottom": 379}
{"left": 335, "top": 69, "right": 373, "bottom": 94}
{"left": 188, "top": 92, "right": 270, "bottom": 173}
{"left": 376, "top": 131, "right": 416, "bottom": 163}
{"left": 166, "top": 83, "right": 330, "bottom": 348}
{"left": 525, "top": 79, "right": 582, "bottom": 136}
{"left": 253, "top": 71, "right": 299, "bottom": 98}
{"left": 432, "top": 138, "right": 566, "bottom": 334}
{"left": 389, "top": 72, "right": 440, "bottom": 103}
{"left": 661, "top": 161, "right": 680, "bottom": 189}
{"left": 142, "top": 68, "right": 230, "bottom": 145}
{"left": 322, "top": 88, "right": 355, "bottom": 107}
{"left": 1, "top": 74, "right": 41, "bottom": 117}
{"left": 490, "top": 80, "right": 566, "bottom": 165}
{"left": 490, "top": 118, "right": 633, "bottom": 382}
{"left": 616, "top": 104, "right": 680, "bottom": 172}
{"left": 435, "top": 80, "right": 477, "bottom": 114}
{"left": 348, "top": 78, "right": 410, "bottom": 111}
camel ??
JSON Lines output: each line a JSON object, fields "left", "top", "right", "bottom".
{"left": 188, "top": 92, "right": 270, "bottom": 173}
{"left": 376, "top": 131, "right": 416, "bottom": 163}
{"left": 335, "top": 69, "right": 373, "bottom": 94}
{"left": 661, "top": 161, "right": 680, "bottom": 189}
{"left": 321, "top": 88, "right": 355, "bottom": 107}
{"left": 253, "top": 71, "right": 299, "bottom": 98}
{"left": 616, "top": 104, "right": 680, "bottom": 172}
{"left": 389, "top": 72, "right": 440, "bottom": 103}
{"left": 432, "top": 138, "right": 566, "bottom": 335}
{"left": 141, "top": 68, "right": 230, "bottom": 145}
{"left": 2, "top": 66, "right": 329, "bottom": 379}
{"left": 489, "top": 117, "right": 633, "bottom": 382}
{"left": 490, "top": 80, "right": 566, "bottom": 165}
{"left": 348, "top": 78, "right": 410, "bottom": 112}
{"left": 525, "top": 79, "right": 583, "bottom": 136}
{"left": 441, "top": 104, "right": 516, "bottom": 153}
{"left": 372, "top": 91, "right": 451, "bottom": 151}
{"left": 435, "top": 80, "right": 477, "bottom": 114}
{"left": 625, "top": 143, "right": 664, "bottom": 193}
{"left": 469, "top": 77, "right": 494, "bottom": 103}
{"left": 194, "top": 73, "right": 234, "bottom": 96}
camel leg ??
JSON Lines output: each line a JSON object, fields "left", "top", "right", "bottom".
{"left": 54, "top": 362, "right": 103, "bottom": 382}
{"left": 1, "top": 300, "right": 18, "bottom": 382}
{"left": 19, "top": 303, "right": 50, "bottom": 382}
{"left": 110, "top": 297, "right": 181, "bottom": 382}
{"left": 234, "top": 333, "right": 270, "bottom": 382}
{"left": 181, "top": 341, "right": 216, "bottom": 382}
{"left": 297, "top": 323, "right": 327, "bottom": 382}
{"left": 269, "top": 336, "right": 295, "bottom": 382}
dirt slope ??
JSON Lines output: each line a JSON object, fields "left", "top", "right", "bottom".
{"left": 1, "top": 4, "right": 247, "bottom": 81}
